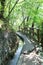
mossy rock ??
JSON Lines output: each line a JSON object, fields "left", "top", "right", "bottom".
{"left": 0, "top": 28, "right": 19, "bottom": 65}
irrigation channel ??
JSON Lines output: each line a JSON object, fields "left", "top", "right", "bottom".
{"left": 6, "top": 32, "right": 43, "bottom": 65}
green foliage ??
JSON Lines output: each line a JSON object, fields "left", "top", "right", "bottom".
{"left": 0, "top": 0, "right": 43, "bottom": 64}
{"left": 0, "top": 2, "right": 1, "bottom": 9}
{"left": 0, "top": 0, "right": 43, "bottom": 33}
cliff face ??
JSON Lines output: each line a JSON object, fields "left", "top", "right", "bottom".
{"left": 0, "top": 29, "right": 19, "bottom": 65}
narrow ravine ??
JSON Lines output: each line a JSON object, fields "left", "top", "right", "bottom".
{"left": 17, "top": 32, "right": 43, "bottom": 65}
{"left": 6, "top": 32, "right": 35, "bottom": 65}
{"left": 6, "top": 36, "right": 24, "bottom": 65}
{"left": 6, "top": 32, "right": 43, "bottom": 65}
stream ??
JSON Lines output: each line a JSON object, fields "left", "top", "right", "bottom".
{"left": 6, "top": 36, "right": 24, "bottom": 65}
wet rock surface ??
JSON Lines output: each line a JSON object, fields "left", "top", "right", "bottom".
{"left": 17, "top": 51, "right": 43, "bottom": 65}
{"left": 0, "top": 29, "right": 18, "bottom": 65}
{"left": 16, "top": 32, "right": 34, "bottom": 53}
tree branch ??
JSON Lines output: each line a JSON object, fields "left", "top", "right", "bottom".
{"left": 7, "top": 0, "right": 19, "bottom": 18}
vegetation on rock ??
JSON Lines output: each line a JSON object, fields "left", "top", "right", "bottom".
{"left": 0, "top": 0, "right": 43, "bottom": 65}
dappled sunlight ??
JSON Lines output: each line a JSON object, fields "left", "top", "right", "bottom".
{"left": 17, "top": 50, "right": 43, "bottom": 65}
